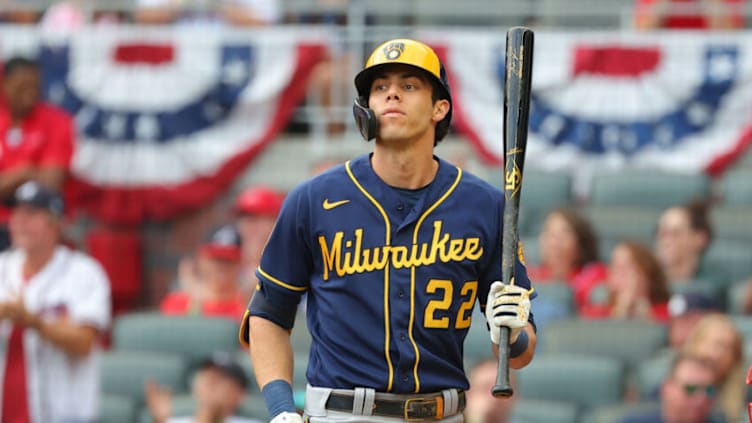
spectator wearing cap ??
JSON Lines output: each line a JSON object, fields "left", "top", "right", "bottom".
{"left": 0, "top": 57, "right": 76, "bottom": 251}
{"left": 233, "top": 186, "right": 284, "bottom": 299}
{"left": 146, "top": 351, "right": 262, "bottom": 423}
{"left": 667, "top": 291, "right": 720, "bottom": 350}
{"left": 0, "top": 181, "right": 111, "bottom": 422}
{"left": 161, "top": 224, "right": 247, "bottom": 321}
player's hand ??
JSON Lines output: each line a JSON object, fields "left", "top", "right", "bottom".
{"left": 269, "top": 411, "right": 303, "bottom": 423}
{"left": 485, "top": 280, "right": 530, "bottom": 345}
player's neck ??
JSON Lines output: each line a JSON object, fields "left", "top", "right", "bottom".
{"left": 371, "top": 144, "right": 438, "bottom": 189}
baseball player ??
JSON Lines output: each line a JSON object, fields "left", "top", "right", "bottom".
{"left": 240, "top": 38, "right": 537, "bottom": 423}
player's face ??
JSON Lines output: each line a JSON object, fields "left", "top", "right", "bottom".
{"left": 663, "top": 360, "right": 717, "bottom": 423}
{"left": 368, "top": 64, "right": 448, "bottom": 145}
{"left": 539, "top": 212, "right": 580, "bottom": 276}
{"left": 656, "top": 208, "right": 705, "bottom": 267}
{"left": 8, "top": 206, "right": 59, "bottom": 252}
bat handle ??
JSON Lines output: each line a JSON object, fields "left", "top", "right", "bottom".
{"left": 492, "top": 326, "right": 513, "bottom": 397}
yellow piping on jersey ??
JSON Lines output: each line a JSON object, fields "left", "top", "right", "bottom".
{"left": 257, "top": 267, "right": 308, "bottom": 292}
{"left": 345, "top": 160, "right": 395, "bottom": 392}
{"left": 409, "top": 166, "right": 463, "bottom": 393}
{"left": 239, "top": 309, "right": 251, "bottom": 347}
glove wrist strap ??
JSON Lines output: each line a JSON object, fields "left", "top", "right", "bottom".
{"left": 509, "top": 330, "right": 529, "bottom": 358}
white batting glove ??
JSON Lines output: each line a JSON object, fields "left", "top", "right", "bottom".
{"left": 485, "top": 280, "right": 530, "bottom": 345}
{"left": 270, "top": 412, "right": 303, "bottom": 423}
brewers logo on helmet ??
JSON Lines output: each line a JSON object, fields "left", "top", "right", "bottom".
{"left": 352, "top": 38, "right": 452, "bottom": 143}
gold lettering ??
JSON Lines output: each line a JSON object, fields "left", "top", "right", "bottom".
{"left": 319, "top": 222, "right": 486, "bottom": 279}
{"left": 391, "top": 246, "right": 409, "bottom": 269}
{"left": 448, "top": 238, "right": 465, "bottom": 261}
{"left": 319, "top": 231, "right": 343, "bottom": 281}
{"left": 465, "top": 238, "right": 483, "bottom": 260}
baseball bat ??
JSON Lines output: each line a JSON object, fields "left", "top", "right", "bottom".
{"left": 492, "top": 26, "right": 534, "bottom": 398}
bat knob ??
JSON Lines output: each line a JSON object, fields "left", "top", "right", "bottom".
{"left": 492, "top": 386, "right": 514, "bottom": 398}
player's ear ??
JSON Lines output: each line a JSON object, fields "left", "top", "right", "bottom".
{"left": 432, "top": 99, "right": 450, "bottom": 123}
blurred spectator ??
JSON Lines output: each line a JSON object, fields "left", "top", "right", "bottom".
{"left": 682, "top": 313, "right": 745, "bottom": 423}
{"left": 0, "top": 57, "right": 75, "bottom": 251}
{"left": 581, "top": 241, "right": 671, "bottom": 321}
{"left": 232, "top": 186, "right": 284, "bottom": 299}
{"left": 465, "top": 359, "right": 524, "bottom": 423}
{"left": 0, "top": 4, "right": 41, "bottom": 24}
{"left": 634, "top": 0, "right": 745, "bottom": 30}
{"left": 527, "top": 208, "right": 608, "bottom": 307}
{"left": 0, "top": 181, "right": 111, "bottom": 422}
{"left": 40, "top": 0, "right": 124, "bottom": 32}
{"left": 135, "top": 0, "right": 281, "bottom": 26}
{"left": 617, "top": 354, "right": 724, "bottom": 423}
{"left": 161, "top": 223, "right": 247, "bottom": 321}
{"left": 656, "top": 200, "right": 726, "bottom": 285}
{"left": 667, "top": 291, "right": 720, "bottom": 349}
{"left": 146, "top": 351, "right": 261, "bottom": 423}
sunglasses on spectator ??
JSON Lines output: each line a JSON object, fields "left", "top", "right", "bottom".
{"left": 679, "top": 382, "right": 716, "bottom": 397}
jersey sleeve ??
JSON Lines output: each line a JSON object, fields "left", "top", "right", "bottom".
{"left": 253, "top": 183, "right": 313, "bottom": 308}
{"left": 67, "top": 254, "right": 112, "bottom": 331}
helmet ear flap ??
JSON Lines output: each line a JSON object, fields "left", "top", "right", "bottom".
{"left": 352, "top": 96, "right": 378, "bottom": 141}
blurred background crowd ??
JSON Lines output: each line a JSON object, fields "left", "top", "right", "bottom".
{"left": 1, "top": 0, "right": 752, "bottom": 422}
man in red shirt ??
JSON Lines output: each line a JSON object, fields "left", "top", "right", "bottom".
{"left": 0, "top": 57, "right": 75, "bottom": 251}
{"left": 161, "top": 224, "right": 247, "bottom": 321}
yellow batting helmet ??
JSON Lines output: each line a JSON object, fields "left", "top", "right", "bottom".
{"left": 353, "top": 38, "right": 452, "bottom": 142}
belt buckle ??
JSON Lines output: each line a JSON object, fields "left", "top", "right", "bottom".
{"left": 404, "top": 397, "right": 443, "bottom": 421}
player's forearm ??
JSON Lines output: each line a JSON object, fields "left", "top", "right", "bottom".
{"left": 248, "top": 315, "right": 295, "bottom": 388}
{"left": 493, "top": 323, "right": 536, "bottom": 369}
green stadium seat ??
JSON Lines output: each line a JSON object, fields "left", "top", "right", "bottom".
{"left": 517, "top": 354, "right": 625, "bottom": 409}
{"left": 112, "top": 312, "right": 240, "bottom": 368}
{"left": 590, "top": 171, "right": 710, "bottom": 208}
{"left": 520, "top": 236, "right": 540, "bottom": 266}
{"left": 291, "top": 313, "right": 313, "bottom": 356}
{"left": 711, "top": 206, "right": 752, "bottom": 242}
{"left": 583, "top": 401, "right": 661, "bottom": 423}
{"left": 511, "top": 398, "right": 579, "bottom": 423}
{"left": 100, "top": 350, "right": 188, "bottom": 406}
{"left": 532, "top": 282, "right": 575, "bottom": 315}
{"left": 537, "top": 319, "right": 667, "bottom": 368}
{"left": 721, "top": 169, "right": 752, "bottom": 205}
{"left": 584, "top": 206, "right": 662, "bottom": 246}
{"left": 518, "top": 170, "right": 574, "bottom": 236}
{"left": 731, "top": 316, "right": 752, "bottom": 342}
{"left": 463, "top": 316, "right": 494, "bottom": 364}
{"left": 635, "top": 350, "right": 674, "bottom": 400}
{"left": 728, "top": 281, "right": 750, "bottom": 314}
{"left": 702, "top": 239, "right": 752, "bottom": 285}
{"left": 99, "top": 394, "right": 138, "bottom": 423}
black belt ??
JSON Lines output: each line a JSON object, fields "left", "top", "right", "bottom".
{"left": 326, "top": 391, "right": 465, "bottom": 421}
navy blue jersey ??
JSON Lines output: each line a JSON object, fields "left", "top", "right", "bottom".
{"left": 248, "top": 154, "right": 534, "bottom": 393}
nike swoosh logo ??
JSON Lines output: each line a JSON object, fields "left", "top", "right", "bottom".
{"left": 323, "top": 199, "right": 350, "bottom": 210}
